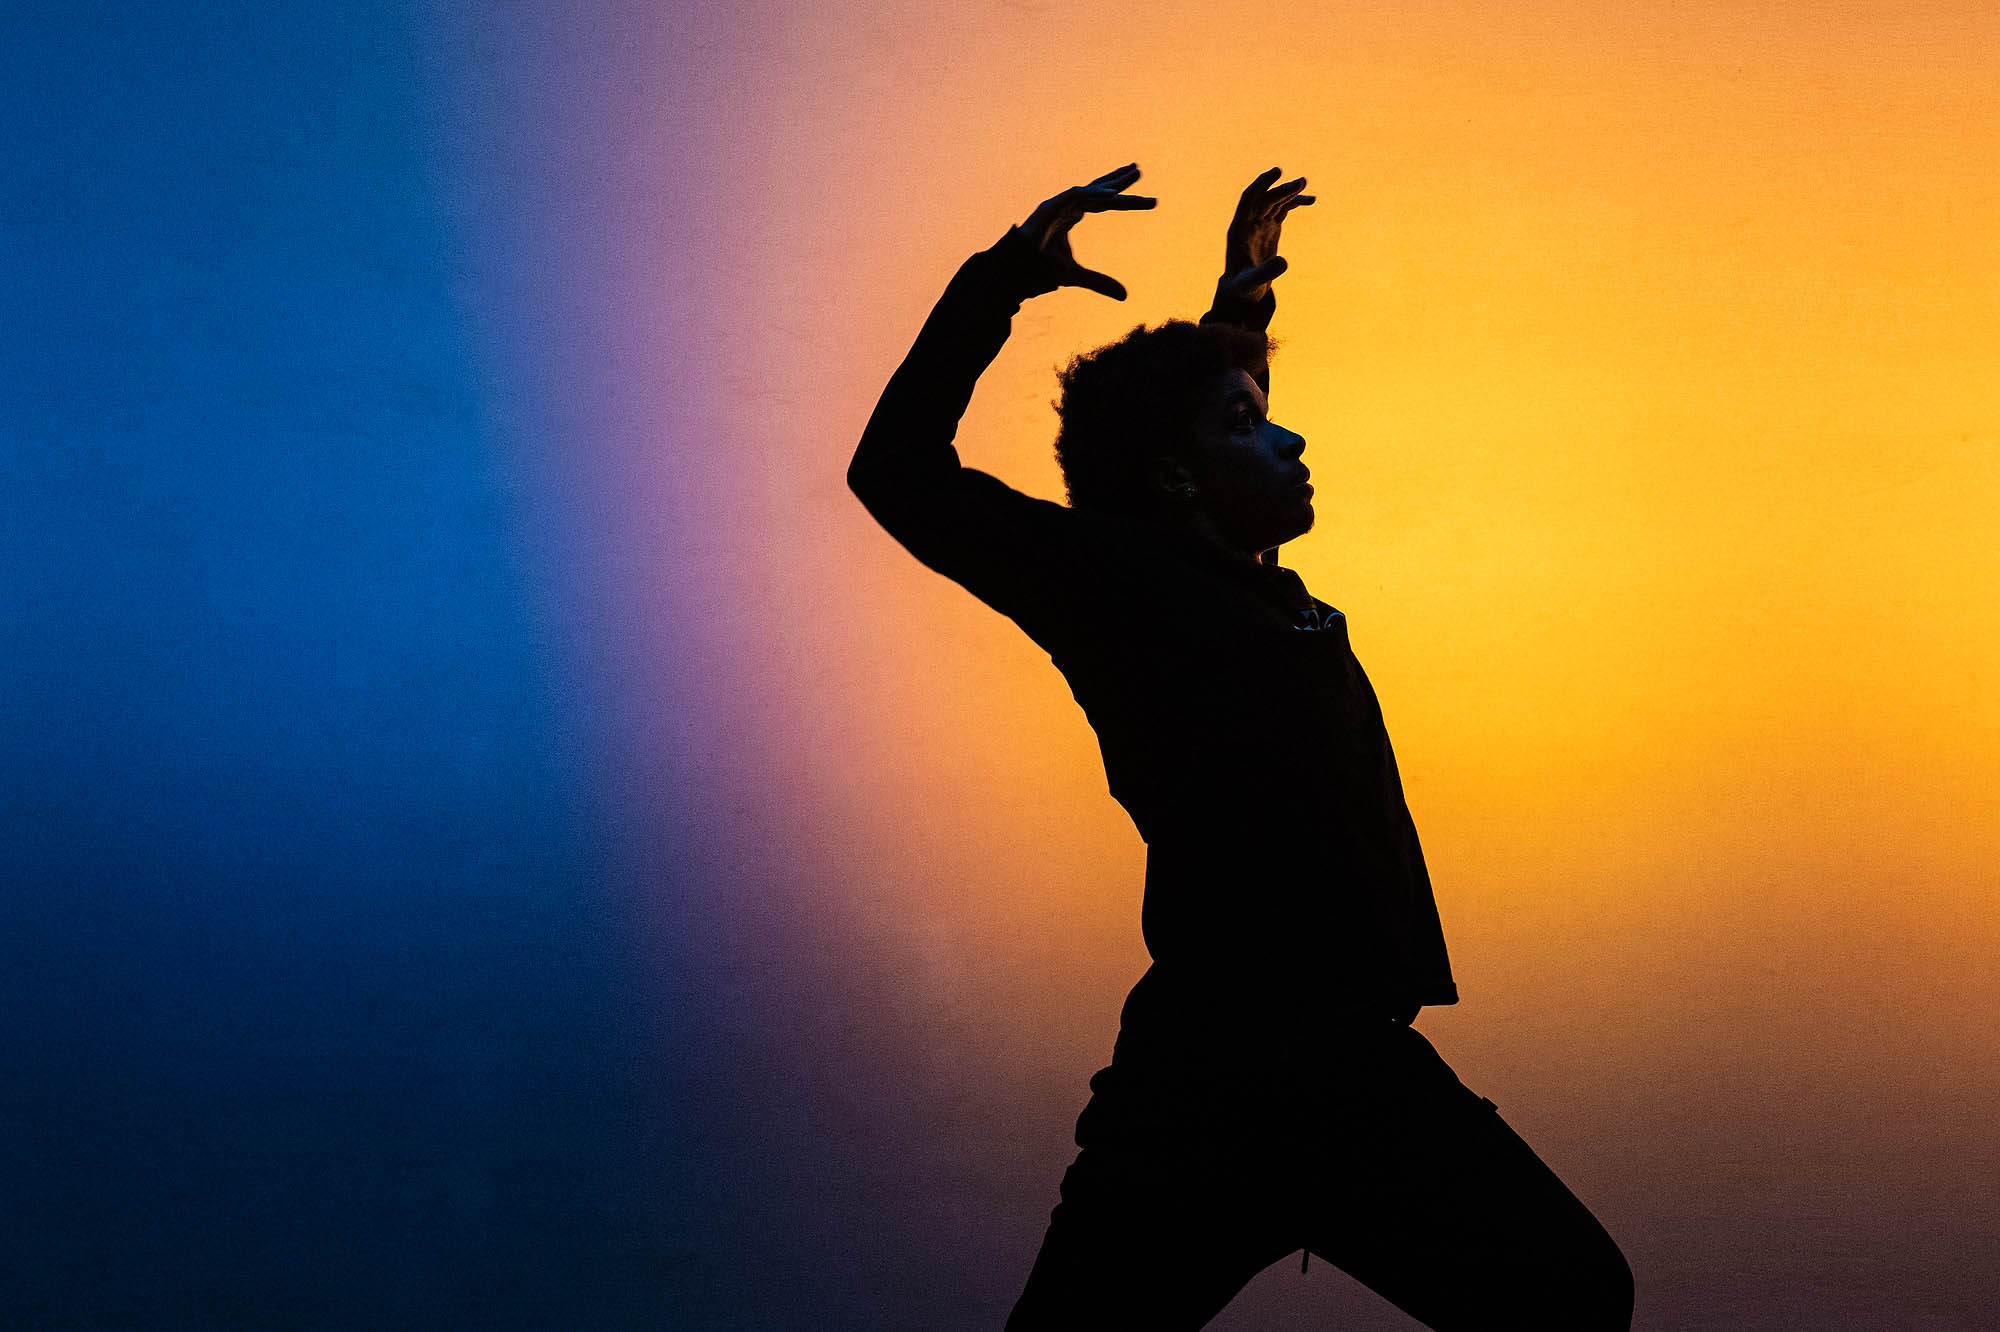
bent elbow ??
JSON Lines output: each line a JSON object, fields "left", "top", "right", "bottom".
{"left": 846, "top": 450, "right": 900, "bottom": 527}
{"left": 845, "top": 451, "right": 877, "bottom": 503}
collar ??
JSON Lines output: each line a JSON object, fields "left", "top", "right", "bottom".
{"left": 1143, "top": 521, "right": 1327, "bottom": 621}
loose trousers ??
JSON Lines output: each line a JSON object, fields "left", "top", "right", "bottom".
{"left": 1006, "top": 1021, "right": 1633, "bottom": 1330}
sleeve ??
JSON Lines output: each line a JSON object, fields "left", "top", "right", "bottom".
{"left": 1198, "top": 281, "right": 1276, "bottom": 394}
{"left": 847, "top": 227, "right": 1092, "bottom": 630}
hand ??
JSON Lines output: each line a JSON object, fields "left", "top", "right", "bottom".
{"left": 1016, "top": 163, "right": 1157, "bottom": 301}
{"left": 1217, "top": 167, "right": 1314, "bottom": 306}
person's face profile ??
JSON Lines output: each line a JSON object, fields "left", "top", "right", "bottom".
{"left": 1185, "top": 368, "right": 1314, "bottom": 554}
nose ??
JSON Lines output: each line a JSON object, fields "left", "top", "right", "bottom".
{"left": 1274, "top": 422, "right": 1305, "bottom": 459}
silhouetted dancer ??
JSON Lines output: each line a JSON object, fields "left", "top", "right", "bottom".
{"left": 849, "top": 164, "right": 1634, "bottom": 1330}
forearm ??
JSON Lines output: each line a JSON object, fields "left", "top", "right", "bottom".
{"left": 1199, "top": 281, "right": 1275, "bottom": 334}
{"left": 1200, "top": 279, "right": 1275, "bottom": 395}
{"left": 846, "top": 229, "right": 1054, "bottom": 520}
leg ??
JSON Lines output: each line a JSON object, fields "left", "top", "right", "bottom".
{"left": 1006, "top": 1070, "right": 1296, "bottom": 1330}
{"left": 1006, "top": 1144, "right": 1296, "bottom": 1330}
{"left": 1305, "top": 1029, "right": 1633, "bottom": 1331}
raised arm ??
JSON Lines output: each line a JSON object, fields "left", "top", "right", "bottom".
{"left": 1199, "top": 167, "right": 1315, "bottom": 383}
{"left": 847, "top": 165, "right": 1154, "bottom": 607}
{"left": 1200, "top": 168, "right": 1312, "bottom": 567}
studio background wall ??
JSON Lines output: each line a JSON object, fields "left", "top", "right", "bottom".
{"left": 5, "top": 2, "right": 1995, "bottom": 1327}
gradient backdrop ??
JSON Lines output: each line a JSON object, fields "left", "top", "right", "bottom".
{"left": 6, "top": 2, "right": 1996, "bottom": 1328}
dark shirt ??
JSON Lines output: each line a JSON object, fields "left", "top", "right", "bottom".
{"left": 848, "top": 229, "right": 1457, "bottom": 1066}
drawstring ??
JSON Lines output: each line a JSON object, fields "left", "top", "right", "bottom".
{"left": 1301, "top": 1247, "right": 1310, "bottom": 1274}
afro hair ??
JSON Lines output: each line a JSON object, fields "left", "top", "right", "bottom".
{"left": 1052, "top": 319, "right": 1275, "bottom": 515}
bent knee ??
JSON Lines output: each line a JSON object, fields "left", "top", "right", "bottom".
{"left": 1560, "top": 1236, "right": 1634, "bottom": 1331}
{"left": 1604, "top": 1244, "right": 1637, "bottom": 1329}
{"left": 1499, "top": 1223, "right": 1632, "bottom": 1330}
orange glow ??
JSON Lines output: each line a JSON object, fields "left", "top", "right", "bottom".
{"left": 673, "top": 6, "right": 2000, "bottom": 1303}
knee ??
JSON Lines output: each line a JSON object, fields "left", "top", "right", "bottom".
{"left": 1568, "top": 1237, "right": 1634, "bottom": 1331}
{"left": 1608, "top": 1245, "right": 1637, "bottom": 1328}
{"left": 1519, "top": 1226, "right": 1631, "bottom": 1331}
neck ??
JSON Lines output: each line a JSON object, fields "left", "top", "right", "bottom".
{"left": 1152, "top": 506, "right": 1273, "bottom": 570}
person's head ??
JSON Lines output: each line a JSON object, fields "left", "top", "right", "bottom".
{"left": 1053, "top": 320, "right": 1312, "bottom": 556}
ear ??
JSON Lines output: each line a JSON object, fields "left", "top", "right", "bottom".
{"left": 1145, "top": 454, "right": 1199, "bottom": 502}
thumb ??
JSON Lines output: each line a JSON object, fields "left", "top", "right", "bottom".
{"left": 1243, "top": 255, "right": 1288, "bottom": 286}
{"left": 1065, "top": 265, "right": 1129, "bottom": 301}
